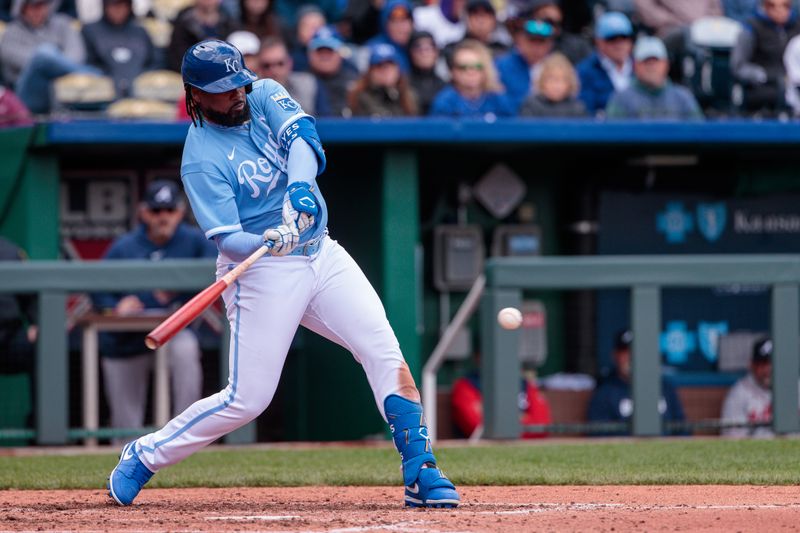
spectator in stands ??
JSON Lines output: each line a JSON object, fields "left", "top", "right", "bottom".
{"left": 341, "top": 0, "right": 384, "bottom": 44}
{"left": 291, "top": 5, "right": 327, "bottom": 72}
{"left": 408, "top": 30, "right": 447, "bottom": 114}
{"left": 784, "top": 33, "right": 800, "bottom": 114}
{"left": 429, "top": 38, "right": 515, "bottom": 117}
{"left": 227, "top": 30, "right": 260, "bottom": 71}
{"left": 0, "top": 237, "right": 37, "bottom": 401}
{"left": 577, "top": 11, "right": 634, "bottom": 116}
{"left": 258, "top": 36, "right": 322, "bottom": 114}
{"left": 166, "top": 0, "right": 239, "bottom": 71}
{"left": 365, "top": 0, "right": 414, "bottom": 72}
{"left": 732, "top": 0, "right": 800, "bottom": 114}
{"left": 348, "top": 43, "right": 418, "bottom": 116}
{"left": 0, "top": 0, "right": 90, "bottom": 114}
{"left": 634, "top": 0, "right": 723, "bottom": 39}
{"left": 82, "top": 0, "right": 158, "bottom": 98}
{"left": 459, "top": 0, "right": 512, "bottom": 57}
{"left": 496, "top": 19, "right": 555, "bottom": 111}
{"left": 273, "top": 0, "right": 342, "bottom": 29}
{"left": 0, "top": 85, "right": 34, "bottom": 126}
{"left": 606, "top": 36, "right": 704, "bottom": 119}
{"left": 413, "top": 0, "right": 466, "bottom": 48}
{"left": 93, "top": 180, "right": 216, "bottom": 443}
{"left": 308, "top": 26, "right": 359, "bottom": 117}
{"left": 529, "top": 0, "right": 591, "bottom": 64}
{"left": 720, "top": 337, "right": 778, "bottom": 437}
{"left": 723, "top": 0, "right": 762, "bottom": 24}
{"left": 587, "top": 329, "right": 686, "bottom": 436}
{"left": 239, "top": 0, "right": 280, "bottom": 40}
{"left": 520, "top": 52, "right": 586, "bottom": 117}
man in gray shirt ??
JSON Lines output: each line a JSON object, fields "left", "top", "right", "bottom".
{"left": 0, "top": 0, "right": 89, "bottom": 113}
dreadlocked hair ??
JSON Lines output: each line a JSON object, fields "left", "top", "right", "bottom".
{"left": 185, "top": 85, "right": 204, "bottom": 127}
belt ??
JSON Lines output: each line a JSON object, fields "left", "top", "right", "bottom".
{"left": 288, "top": 229, "right": 327, "bottom": 257}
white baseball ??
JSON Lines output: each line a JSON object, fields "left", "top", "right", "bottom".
{"left": 497, "top": 307, "right": 523, "bottom": 330}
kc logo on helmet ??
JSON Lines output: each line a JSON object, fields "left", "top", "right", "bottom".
{"left": 224, "top": 58, "right": 241, "bottom": 73}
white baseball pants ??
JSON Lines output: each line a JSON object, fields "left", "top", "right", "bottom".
{"left": 137, "top": 236, "right": 409, "bottom": 470}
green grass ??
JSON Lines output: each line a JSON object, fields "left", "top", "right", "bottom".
{"left": 1, "top": 439, "right": 799, "bottom": 490}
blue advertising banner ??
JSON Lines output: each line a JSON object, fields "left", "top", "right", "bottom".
{"left": 596, "top": 192, "right": 800, "bottom": 374}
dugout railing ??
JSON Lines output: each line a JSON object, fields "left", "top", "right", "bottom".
{"left": 479, "top": 255, "right": 800, "bottom": 439}
{"left": 2, "top": 255, "right": 799, "bottom": 444}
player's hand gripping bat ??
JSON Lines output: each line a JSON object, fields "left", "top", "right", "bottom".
{"left": 144, "top": 241, "right": 273, "bottom": 349}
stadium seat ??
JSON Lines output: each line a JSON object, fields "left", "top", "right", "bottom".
{"left": 140, "top": 16, "right": 173, "bottom": 49}
{"left": 682, "top": 17, "right": 743, "bottom": 116}
{"left": 132, "top": 70, "right": 184, "bottom": 102}
{"left": 53, "top": 73, "right": 116, "bottom": 110}
{"left": 107, "top": 98, "right": 177, "bottom": 119}
{"left": 150, "top": 0, "right": 194, "bottom": 22}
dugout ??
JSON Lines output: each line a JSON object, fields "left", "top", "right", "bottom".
{"left": 2, "top": 118, "right": 800, "bottom": 443}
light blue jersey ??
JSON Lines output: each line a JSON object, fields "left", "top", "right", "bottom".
{"left": 181, "top": 79, "right": 328, "bottom": 243}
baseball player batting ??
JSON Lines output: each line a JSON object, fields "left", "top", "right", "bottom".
{"left": 106, "top": 39, "right": 460, "bottom": 509}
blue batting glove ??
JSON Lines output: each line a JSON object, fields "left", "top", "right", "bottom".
{"left": 287, "top": 181, "right": 319, "bottom": 217}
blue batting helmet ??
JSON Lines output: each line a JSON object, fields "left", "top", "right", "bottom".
{"left": 181, "top": 39, "right": 258, "bottom": 93}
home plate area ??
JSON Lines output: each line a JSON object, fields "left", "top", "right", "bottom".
{"left": 2, "top": 486, "right": 799, "bottom": 532}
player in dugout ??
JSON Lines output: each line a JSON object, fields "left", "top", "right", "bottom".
{"left": 106, "top": 39, "right": 460, "bottom": 509}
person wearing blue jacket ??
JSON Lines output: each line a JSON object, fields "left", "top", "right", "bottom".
{"left": 576, "top": 11, "right": 634, "bottom": 116}
{"left": 430, "top": 38, "right": 515, "bottom": 117}
{"left": 93, "top": 180, "right": 217, "bottom": 443}
{"left": 495, "top": 19, "right": 554, "bottom": 111}
{"left": 365, "top": 0, "right": 414, "bottom": 72}
{"left": 587, "top": 329, "right": 687, "bottom": 436}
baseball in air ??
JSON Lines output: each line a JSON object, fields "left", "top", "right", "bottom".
{"left": 497, "top": 307, "right": 523, "bottom": 330}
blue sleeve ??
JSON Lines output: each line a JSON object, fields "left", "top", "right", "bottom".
{"left": 214, "top": 231, "right": 264, "bottom": 262}
{"left": 181, "top": 167, "right": 242, "bottom": 239}
{"left": 283, "top": 118, "right": 326, "bottom": 174}
{"left": 287, "top": 137, "right": 320, "bottom": 184}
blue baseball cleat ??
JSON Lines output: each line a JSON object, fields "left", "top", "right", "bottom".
{"left": 107, "top": 440, "right": 154, "bottom": 506}
{"left": 405, "top": 463, "right": 460, "bottom": 508}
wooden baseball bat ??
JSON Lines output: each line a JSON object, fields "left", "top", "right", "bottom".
{"left": 145, "top": 242, "right": 273, "bottom": 350}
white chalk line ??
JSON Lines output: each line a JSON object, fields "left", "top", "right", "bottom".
{"left": 466, "top": 502, "right": 800, "bottom": 514}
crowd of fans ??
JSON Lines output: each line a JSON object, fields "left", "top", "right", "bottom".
{"left": 1, "top": 0, "right": 800, "bottom": 123}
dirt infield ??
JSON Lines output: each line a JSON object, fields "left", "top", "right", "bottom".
{"left": 2, "top": 486, "right": 799, "bottom": 532}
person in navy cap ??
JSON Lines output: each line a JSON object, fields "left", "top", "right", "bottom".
{"left": 576, "top": 11, "right": 635, "bottom": 116}
{"left": 348, "top": 42, "right": 419, "bottom": 116}
{"left": 307, "top": 26, "right": 360, "bottom": 116}
{"left": 495, "top": 18, "right": 555, "bottom": 111}
{"left": 92, "top": 179, "right": 217, "bottom": 444}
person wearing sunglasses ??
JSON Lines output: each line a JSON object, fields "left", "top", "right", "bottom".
{"left": 732, "top": 0, "right": 800, "bottom": 114}
{"left": 528, "top": 0, "right": 591, "bottom": 64}
{"left": 495, "top": 18, "right": 555, "bottom": 111}
{"left": 257, "top": 36, "right": 321, "bottom": 114}
{"left": 576, "top": 11, "right": 634, "bottom": 116}
{"left": 429, "top": 38, "right": 515, "bottom": 117}
{"left": 93, "top": 180, "right": 217, "bottom": 444}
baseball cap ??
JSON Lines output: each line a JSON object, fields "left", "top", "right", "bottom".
{"left": 369, "top": 43, "right": 400, "bottom": 66}
{"left": 752, "top": 338, "right": 773, "bottom": 363}
{"left": 633, "top": 36, "right": 667, "bottom": 61}
{"left": 466, "top": 0, "right": 496, "bottom": 14}
{"left": 309, "top": 26, "right": 342, "bottom": 51}
{"left": 144, "top": 180, "right": 180, "bottom": 209}
{"left": 614, "top": 329, "right": 633, "bottom": 351}
{"left": 524, "top": 19, "right": 555, "bottom": 39}
{"left": 595, "top": 12, "right": 633, "bottom": 40}
{"left": 226, "top": 31, "right": 260, "bottom": 57}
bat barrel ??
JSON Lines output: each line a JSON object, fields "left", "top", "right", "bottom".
{"left": 145, "top": 279, "right": 227, "bottom": 349}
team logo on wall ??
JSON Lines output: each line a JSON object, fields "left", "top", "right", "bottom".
{"left": 696, "top": 202, "right": 727, "bottom": 242}
{"left": 270, "top": 91, "right": 299, "bottom": 112}
{"left": 656, "top": 201, "right": 694, "bottom": 243}
{"left": 697, "top": 321, "right": 729, "bottom": 363}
